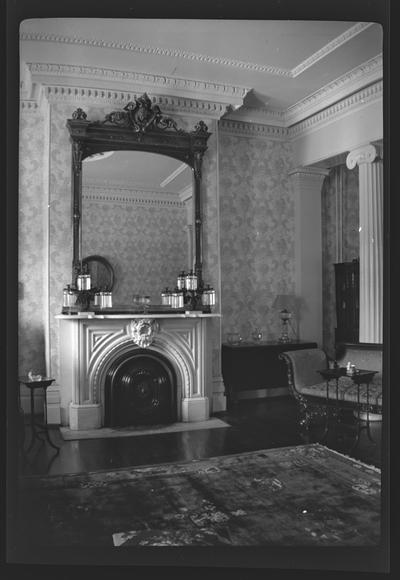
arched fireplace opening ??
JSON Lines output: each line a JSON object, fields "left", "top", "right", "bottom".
{"left": 104, "top": 349, "right": 177, "bottom": 427}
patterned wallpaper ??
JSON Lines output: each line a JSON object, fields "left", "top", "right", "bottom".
{"left": 82, "top": 194, "right": 188, "bottom": 304}
{"left": 18, "top": 108, "right": 49, "bottom": 378}
{"left": 322, "top": 164, "right": 359, "bottom": 357}
{"left": 218, "top": 130, "right": 295, "bottom": 343}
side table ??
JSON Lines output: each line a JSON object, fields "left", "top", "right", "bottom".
{"left": 18, "top": 376, "right": 60, "bottom": 452}
{"left": 222, "top": 340, "right": 318, "bottom": 407}
{"left": 317, "top": 368, "right": 377, "bottom": 450}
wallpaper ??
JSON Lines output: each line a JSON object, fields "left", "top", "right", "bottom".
{"left": 321, "top": 164, "right": 359, "bottom": 357}
{"left": 218, "top": 131, "right": 295, "bottom": 344}
{"left": 48, "top": 102, "right": 76, "bottom": 379}
{"left": 18, "top": 108, "right": 49, "bottom": 378}
{"left": 82, "top": 195, "right": 188, "bottom": 304}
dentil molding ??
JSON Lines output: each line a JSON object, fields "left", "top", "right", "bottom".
{"left": 83, "top": 185, "right": 186, "bottom": 208}
{"left": 20, "top": 61, "right": 383, "bottom": 140}
{"left": 289, "top": 80, "right": 382, "bottom": 139}
{"left": 286, "top": 54, "right": 382, "bottom": 127}
{"left": 219, "top": 119, "right": 289, "bottom": 141}
{"left": 26, "top": 61, "right": 250, "bottom": 108}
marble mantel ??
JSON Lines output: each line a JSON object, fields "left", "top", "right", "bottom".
{"left": 56, "top": 312, "right": 220, "bottom": 430}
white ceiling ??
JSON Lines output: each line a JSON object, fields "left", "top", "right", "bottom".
{"left": 20, "top": 18, "right": 383, "bottom": 192}
{"left": 20, "top": 18, "right": 383, "bottom": 110}
{"left": 83, "top": 151, "right": 192, "bottom": 196}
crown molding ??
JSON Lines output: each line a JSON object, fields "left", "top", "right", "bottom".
{"left": 223, "top": 105, "right": 286, "bottom": 127}
{"left": 286, "top": 54, "right": 382, "bottom": 126}
{"left": 26, "top": 62, "right": 249, "bottom": 108}
{"left": 20, "top": 23, "right": 373, "bottom": 80}
{"left": 83, "top": 184, "right": 185, "bottom": 207}
{"left": 291, "top": 23, "right": 374, "bottom": 78}
{"left": 288, "top": 80, "right": 382, "bottom": 140}
{"left": 219, "top": 119, "right": 289, "bottom": 140}
{"left": 20, "top": 31, "right": 292, "bottom": 78}
{"left": 40, "top": 84, "right": 235, "bottom": 120}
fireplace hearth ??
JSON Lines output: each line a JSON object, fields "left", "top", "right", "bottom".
{"left": 104, "top": 349, "right": 176, "bottom": 427}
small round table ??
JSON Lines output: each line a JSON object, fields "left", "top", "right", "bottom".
{"left": 18, "top": 376, "right": 60, "bottom": 452}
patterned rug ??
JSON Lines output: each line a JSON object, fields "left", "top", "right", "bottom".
{"left": 17, "top": 444, "right": 381, "bottom": 548}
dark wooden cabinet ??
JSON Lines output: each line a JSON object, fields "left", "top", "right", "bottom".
{"left": 221, "top": 341, "right": 318, "bottom": 407}
{"left": 334, "top": 260, "right": 359, "bottom": 344}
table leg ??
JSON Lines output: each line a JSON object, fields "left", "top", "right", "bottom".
{"left": 349, "top": 382, "right": 362, "bottom": 452}
{"left": 38, "top": 387, "right": 60, "bottom": 452}
{"left": 26, "top": 388, "right": 37, "bottom": 451}
{"left": 364, "top": 382, "right": 375, "bottom": 444}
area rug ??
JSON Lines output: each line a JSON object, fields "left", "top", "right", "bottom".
{"left": 59, "top": 418, "right": 230, "bottom": 441}
{"left": 17, "top": 444, "right": 381, "bottom": 548}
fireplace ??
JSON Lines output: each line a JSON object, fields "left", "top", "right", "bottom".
{"left": 104, "top": 349, "right": 177, "bottom": 427}
{"left": 57, "top": 313, "right": 218, "bottom": 430}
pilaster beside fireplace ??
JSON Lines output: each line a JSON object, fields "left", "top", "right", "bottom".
{"left": 56, "top": 313, "right": 219, "bottom": 430}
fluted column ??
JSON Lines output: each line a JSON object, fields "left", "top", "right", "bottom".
{"left": 346, "top": 144, "right": 383, "bottom": 343}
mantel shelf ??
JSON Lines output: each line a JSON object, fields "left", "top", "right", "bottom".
{"left": 56, "top": 312, "right": 221, "bottom": 320}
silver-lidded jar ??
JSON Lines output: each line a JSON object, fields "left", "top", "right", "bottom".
{"left": 171, "top": 290, "right": 184, "bottom": 309}
{"left": 201, "top": 285, "right": 216, "bottom": 307}
{"left": 177, "top": 271, "right": 186, "bottom": 290}
{"left": 98, "top": 291, "right": 112, "bottom": 308}
{"left": 63, "top": 284, "right": 76, "bottom": 307}
{"left": 77, "top": 273, "right": 91, "bottom": 291}
{"left": 104, "top": 292, "right": 113, "bottom": 308}
{"left": 94, "top": 292, "right": 101, "bottom": 306}
{"left": 161, "top": 288, "right": 172, "bottom": 306}
{"left": 185, "top": 270, "right": 198, "bottom": 291}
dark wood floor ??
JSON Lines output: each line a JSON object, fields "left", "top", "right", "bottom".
{"left": 18, "top": 396, "right": 382, "bottom": 477}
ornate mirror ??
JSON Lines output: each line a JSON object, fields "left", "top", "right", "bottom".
{"left": 66, "top": 93, "right": 211, "bottom": 299}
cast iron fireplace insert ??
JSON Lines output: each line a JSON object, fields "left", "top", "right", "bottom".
{"left": 104, "top": 349, "right": 177, "bottom": 427}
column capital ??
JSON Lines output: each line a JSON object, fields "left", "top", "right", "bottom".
{"left": 346, "top": 144, "right": 377, "bottom": 169}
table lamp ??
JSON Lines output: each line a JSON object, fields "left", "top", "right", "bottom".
{"left": 273, "top": 294, "right": 296, "bottom": 343}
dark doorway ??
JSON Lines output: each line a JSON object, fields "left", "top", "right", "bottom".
{"left": 104, "top": 349, "right": 177, "bottom": 427}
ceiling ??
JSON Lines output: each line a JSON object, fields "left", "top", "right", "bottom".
{"left": 20, "top": 18, "right": 383, "bottom": 192}
{"left": 83, "top": 151, "right": 192, "bottom": 197}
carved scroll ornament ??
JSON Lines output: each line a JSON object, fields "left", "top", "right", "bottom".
{"left": 101, "top": 93, "right": 181, "bottom": 133}
{"left": 127, "top": 319, "right": 159, "bottom": 348}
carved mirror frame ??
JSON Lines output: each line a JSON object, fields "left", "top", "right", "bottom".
{"left": 66, "top": 94, "right": 211, "bottom": 289}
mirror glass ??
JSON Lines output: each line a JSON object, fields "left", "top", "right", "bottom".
{"left": 81, "top": 151, "right": 194, "bottom": 304}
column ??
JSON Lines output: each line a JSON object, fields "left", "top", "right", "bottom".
{"left": 346, "top": 144, "right": 383, "bottom": 343}
{"left": 289, "top": 167, "right": 330, "bottom": 346}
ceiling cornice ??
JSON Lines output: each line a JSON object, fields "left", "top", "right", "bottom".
{"left": 42, "top": 84, "right": 233, "bottom": 120}
{"left": 26, "top": 62, "right": 249, "bottom": 107}
{"left": 219, "top": 119, "right": 289, "bottom": 140}
{"left": 20, "top": 22, "right": 373, "bottom": 80}
{"left": 286, "top": 54, "right": 382, "bottom": 126}
{"left": 288, "top": 80, "right": 382, "bottom": 140}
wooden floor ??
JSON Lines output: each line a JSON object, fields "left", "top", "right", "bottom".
{"left": 18, "top": 396, "right": 382, "bottom": 477}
